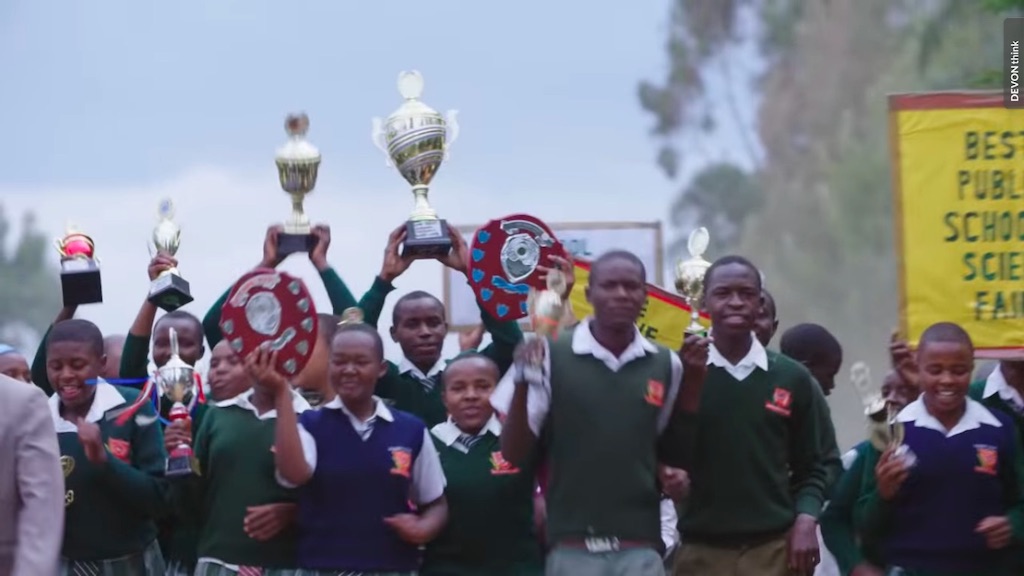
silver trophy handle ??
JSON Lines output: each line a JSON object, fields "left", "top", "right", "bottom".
{"left": 370, "top": 117, "right": 392, "bottom": 167}
{"left": 169, "top": 326, "right": 180, "bottom": 359}
{"left": 444, "top": 109, "right": 460, "bottom": 160}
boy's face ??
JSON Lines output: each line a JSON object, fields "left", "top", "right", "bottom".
{"left": 881, "top": 370, "right": 919, "bottom": 412}
{"left": 917, "top": 340, "right": 973, "bottom": 419}
{"left": 0, "top": 353, "right": 31, "bottom": 384}
{"left": 808, "top": 353, "right": 842, "bottom": 396}
{"left": 207, "top": 341, "right": 251, "bottom": 402}
{"left": 704, "top": 263, "right": 761, "bottom": 336}
{"left": 47, "top": 341, "right": 103, "bottom": 412}
{"left": 153, "top": 318, "right": 204, "bottom": 369}
{"left": 585, "top": 257, "right": 647, "bottom": 331}
{"left": 442, "top": 357, "right": 498, "bottom": 433}
{"left": 753, "top": 295, "right": 778, "bottom": 347}
{"left": 330, "top": 331, "right": 387, "bottom": 405}
{"left": 391, "top": 298, "right": 446, "bottom": 368}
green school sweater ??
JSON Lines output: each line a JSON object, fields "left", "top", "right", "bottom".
{"left": 362, "top": 276, "right": 523, "bottom": 427}
{"left": 682, "top": 351, "right": 840, "bottom": 541}
{"left": 157, "top": 402, "right": 208, "bottom": 571}
{"left": 820, "top": 441, "right": 883, "bottom": 575}
{"left": 184, "top": 404, "right": 299, "bottom": 568}
{"left": 55, "top": 384, "right": 173, "bottom": 561}
{"left": 202, "top": 266, "right": 358, "bottom": 348}
{"left": 422, "top": 432, "right": 542, "bottom": 576}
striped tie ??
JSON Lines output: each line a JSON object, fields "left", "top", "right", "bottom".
{"left": 358, "top": 415, "right": 378, "bottom": 441}
{"left": 237, "top": 567, "right": 263, "bottom": 576}
{"left": 457, "top": 433, "right": 482, "bottom": 451}
{"left": 70, "top": 562, "right": 101, "bottom": 576}
{"left": 415, "top": 372, "right": 440, "bottom": 391}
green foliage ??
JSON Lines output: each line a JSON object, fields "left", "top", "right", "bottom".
{"left": 0, "top": 205, "right": 61, "bottom": 349}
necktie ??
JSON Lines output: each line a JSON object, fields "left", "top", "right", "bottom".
{"left": 358, "top": 415, "right": 378, "bottom": 440}
{"left": 457, "top": 433, "right": 482, "bottom": 451}
{"left": 70, "top": 561, "right": 101, "bottom": 576}
{"left": 237, "top": 567, "right": 263, "bottom": 576}
{"left": 415, "top": 372, "right": 440, "bottom": 392}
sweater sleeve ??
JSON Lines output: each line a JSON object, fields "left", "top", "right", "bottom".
{"left": 477, "top": 300, "right": 524, "bottom": 375}
{"left": 318, "top": 267, "right": 358, "bottom": 315}
{"left": 820, "top": 445, "right": 868, "bottom": 574}
{"left": 202, "top": 288, "right": 231, "bottom": 349}
{"left": 1002, "top": 423, "right": 1024, "bottom": 543}
{"left": 99, "top": 399, "right": 173, "bottom": 518}
{"left": 358, "top": 276, "right": 396, "bottom": 328}
{"left": 791, "top": 372, "right": 841, "bottom": 519}
{"left": 118, "top": 334, "right": 151, "bottom": 380}
{"left": 30, "top": 325, "right": 53, "bottom": 397}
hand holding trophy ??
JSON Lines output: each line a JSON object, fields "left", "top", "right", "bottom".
{"left": 154, "top": 327, "right": 199, "bottom": 476}
{"left": 149, "top": 198, "right": 193, "bottom": 311}
{"left": 275, "top": 113, "right": 321, "bottom": 257}
{"left": 372, "top": 71, "right": 460, "bottom": 259}
{"left": 54, "top": 224, "right": 102, "bottom": 306}
{"left": 674, "top": 227, "right": 712, "bottom": 336}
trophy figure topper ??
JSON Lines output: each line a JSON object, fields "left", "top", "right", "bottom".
{"left": 154, "top": 327, "right": 198, "bottom": 476}
{"left": 54, "top": 224, "right": 102, "bottom": 306}
{"left": 674, "top": 227, "right": 712, "bottom": 336}
{"left": 520, "top": 268, "right": 569, "bottom": 385}
{"left": 275, "top": 113, "right": 321, "bottom": 257}
{"left": 149, "top": 198, "right": 193, "bottom": 312}
{"left": 372, "top": 70, "right": 460, "bottom": 259}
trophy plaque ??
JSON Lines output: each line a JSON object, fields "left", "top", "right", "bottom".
{"left": 674, "top": 227, "right": 712, "bottom": 336}
{"left": 154, "top": 327, "right": 199, "bottom": 476}
{"left": 466, "top": 215, "right": 565, "bottom": 321}
{"left": 55, "top": 226, "right": 102, "bottom": 307}
{"left": 372, "top": 71, "right": 460, "bottom": 259}
{"left": 219, "top": 268, "right": 319, "bottom": 377}
{"left": 275, "top": 113, "right": 321, "bottom": 257}
{"left": 149, "top": 198, "right": 193, "bottom": 311}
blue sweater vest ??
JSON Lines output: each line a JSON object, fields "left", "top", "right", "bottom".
{"left": 296, "top": 407, "right": 426, "bottom": 572}
{"left": 884, "top": 408, "right": 1017, "bottom": 573}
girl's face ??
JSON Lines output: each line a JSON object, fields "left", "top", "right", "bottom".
{"left": 207, "top": 341, "right": 251, "bottom": 402}
{"left": 881, "top": 371, "right": 919, "bottom": 413}
{"left": 442, "top": 357, "right": 498, "bottom": 434}
{"left": 0, "top": 353, "right": 31, "bottom": 384}
{"left": 329, "top": 331, "right": 386, "bottom": 405}
{"left": 917, "top": 340, "right": 973, "bottom": 421}
{"left": 47, "top": 341, "right": 103, "bottom": 413}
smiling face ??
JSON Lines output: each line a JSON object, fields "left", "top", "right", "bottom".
{"left": 917, "top": 340, "right": 973, "bottom": 423}
{"left": 330, "top": 330, "right": 387, "bottom": 407}
{"left": 47, "top": 341, "right": 104, "bottom": 414}
{"left": 391, "top": 297, "right": 446, "bottom": 370}
{"left": 704, "top": 262, "right": 761, "bottom": 336}
{"left": 442, "top": 356, "right": 499, "bottom": 434}
{"left": 206, "top": 340, "right": 251, "bottom": 402}
{"left": 0, "top": 352, "right": 31, "bottom": 384}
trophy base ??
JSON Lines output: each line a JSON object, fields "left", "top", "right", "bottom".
{"left": 60, "top": 261, "right": 103, "bottom": 307}
{"left": 166, "top": 447, "right": 196, "bottom": 477}
{"left": 277, "top": 232, "right": 316, "bottom": 257}
{"left": 402, "top": 219, "right": 452, "bottom": 259}
{"left": 149, "top": 273, "right": 193, "bottom": 312}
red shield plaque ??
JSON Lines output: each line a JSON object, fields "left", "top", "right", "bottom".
{"left": 218, "top": 268, "right": 319, "bottom": 377}
{"left": 467, "top": 214, "right": 564, "bottom": 321}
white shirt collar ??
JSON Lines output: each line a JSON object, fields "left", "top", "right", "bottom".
{"left": 321, "top": 395, "right": 394, "bottom": 423}
{"left": 431, "top": 414, "right": 503, "bottom": 447}
{"left": 215, "top": 387, "right": 310, "bottom": 419}
{"left": 707, "top": 333, "right": 768, "bottom": 381}
{"left": 898, "top": 396, "right": 1002, "bottom": 437}
{"left": 570, "top": 317, "right": 657, "bottom": 372}
{"left": 983, "top": 366, "right": 1024, "bottom": 409}
{"left": 49, "top": 380, "right": 127, "bottom": 432}
{"left": 399, "top": 357, "right": 445, "bottom": 381}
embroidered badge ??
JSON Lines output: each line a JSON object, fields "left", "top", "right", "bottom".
{"left": 490, "top": 451, "right": 520, "bottom": 475}
{"left": 974, "top": 445, "right": 998, "bottom": 475}
{"left": 644, "top": 379, "right": 665, "bottom": 408}
{"left": 107, "top": 438, "right": 131, "bottom": 463}
{"left": 389, "top": 447, "right": 412, "bottom": 478}
{"left": 765, "top": 387, "right": 793, "bottom": 417}
{"left": 61, "top": 455, "right": 75, "bottom": 507}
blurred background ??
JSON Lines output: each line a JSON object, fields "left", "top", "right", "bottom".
{"left": 0, "top": 0, "right": 1014, "bottom": 448}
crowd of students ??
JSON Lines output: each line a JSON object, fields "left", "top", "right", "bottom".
{"left": 1, "top": 223, "right": 1023, "bottom": 576}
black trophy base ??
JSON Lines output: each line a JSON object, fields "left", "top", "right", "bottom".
{"left": 166, "top": 453, "right": 195, "bottom": 477}
{"left": 60, "top": 263, "right": 103, "bottom": 307}
{"left": 401, "top": 219, "right": 453, "bottom": 259}
{"left": 148, "top": 273, "right": 194, "bottom": 312}
{"left": 276, "top": 232, "right": 317, "bottom": 258}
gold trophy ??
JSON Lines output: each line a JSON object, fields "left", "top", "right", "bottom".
{"left": 674, "top": 227, "right": 711, "bottom": 335}
{"left": 372, "top": 71, "right": 460, "bottom": 259}
{"left": 54, "top": 224, "right": 102, "bottom": 306}
{"left": 149, "top": 198, "right": 193, "bottom": 311}
{"left": 275, "top": 113, "right": 321, "bottom": 256}
{"left": 154, "top": 327, "right": 198, "bottom": 476}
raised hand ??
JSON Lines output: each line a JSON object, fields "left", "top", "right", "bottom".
{"left": 244, "top": 346, "right": 289, "bottom": 396}
{"left": 148, "top": 253, "right": 178, "bottom": 281}
{"left": 537, "top": 250, "right": 576, "bottom": 297}
{"left": 260, "top": 226, "right": 284, "bottom": 269}
{"left": 163, "top": 418, "right": 192, "bottom": 453}
{"left": 436, "top": 226, "right": 469, "bottom": 276}
{"left": 459, "top": 324, "right": 485, "bottom": 352}
{"left": 308, "top": 224, "right": 331, "bottom": 271}
{"left": 875, "top": 447, "right": 910, "bottom": 500}
{"left": 380, "top": 225, "right": 414, "bottom": 283}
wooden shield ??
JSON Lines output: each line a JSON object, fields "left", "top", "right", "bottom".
{"left": 467, "top": 214, "right": 564, "bottom": 321}
{"left": 218, "top": 268, "right": 319, "bottom": 377}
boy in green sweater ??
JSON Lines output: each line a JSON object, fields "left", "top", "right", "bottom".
{"left": 46, "top": 318, "right": 172, "bottom": 575}
{"left": 754, "top": 288, "right": 779, "bottom": 347}
{"left": 363, "top": 225, "right": 524, "bottom": 427}
{"left": 674, "top": 255, "right": 841, "bottom": 576}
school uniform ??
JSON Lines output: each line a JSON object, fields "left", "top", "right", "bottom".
{"left": 422, "top": 416, "right": 543, "bottom": 576}
{"left": 491, "top": 318, "right": 684, "bottom": 576}
{"left": 674, "top": 335, "right": 840, "bottom": 576}
{"left": 820, "top": 440, "right": 884, "bottom": 574}
{"left": 50, "top": 381, "right": 172, "bottom": 575}
{"left": 859, "top": 398, "right": 1024, "bottom": 575}
{"left": 188, "top": 389, "right": 310, "bottom": 576}
{"left": 361, "top": 276, "right": 524, "bottom": 426}
{"left": 280, "top": 395, "right": 446, "bottom": 576}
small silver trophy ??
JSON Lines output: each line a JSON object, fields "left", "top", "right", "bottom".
{"left": 520, "top": 269, "right": 569, "bottom": 385}
{"left": 851, "top": 361, "right": 916, "bottom": 467}
{"left": 275, "top": 113, "right": 321, "bottom": 257}
{"left": 372, "top": 71, "right": 460, "bottom": 259}
{"left": 674, "top": 227, "right": 712, "bottom": 335}
{"left": 154, "top": 327, "right": 198, "bottom": 476}
{"left": 149, "top": 198, "right": 193, "bottom": 311}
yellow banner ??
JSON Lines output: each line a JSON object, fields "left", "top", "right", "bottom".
{"left": 569, "top": 260, "right": 709, "bottom": 351}
{"left": 891, "top": 92, "right": 1024, "bottom": 357}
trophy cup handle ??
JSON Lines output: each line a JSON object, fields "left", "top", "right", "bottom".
{"left": 370, "top": 117, "right": 392, "bottom": 167}
{"left": 444, "top": 109, "right": 460, "bottom": 160}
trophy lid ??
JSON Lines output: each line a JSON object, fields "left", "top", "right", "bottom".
{"left": 388, "top": 70, "right": 442, "bottom": 119}
{"left": 275, "top": 113, "right": 321, "bottom": 164}
{"left": 157, "top": 198, "right": 175, "bottom": 221}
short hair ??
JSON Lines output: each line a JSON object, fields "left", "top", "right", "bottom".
{"left": 761, "top": 289, "right": 777, "bottom": 320}
{"left": 332, "top": 323, "right": 384, "bottom": 360}
{"left": 318, "top": 313, "right": 340, "bottom": 343}
{"left": 392, "top": 290, "right": 444, "bottom": 325}
{"left": 590, "top": 250, "right": 646, "bottom": 284}
{"left": 156, "top": 310, "right": 204, "bottom": 339}
{"left": 780, "top": 323, "right": 842, "bottom": 364}
{"left": 703, "top": 255, "right": 762, "bottom": 292}
{"left": 919, "top": 322, "right": 973, "bottom": 351}
{"left": 48, "top": 319, "right": 105, "bottom": 358}
{"left": 441, "top": 352, "right": 499, "bottom": 389}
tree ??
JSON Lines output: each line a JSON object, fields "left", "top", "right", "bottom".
{"left": 667, "top": 162, "right": 762, "bottom": 257}
{"left": 0, "top": 205, "right": 61, "bottom": 351}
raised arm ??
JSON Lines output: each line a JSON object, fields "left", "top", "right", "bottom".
{"left": 308, "top": 224, "right": 359, "bottom": 314}
{"left": 30, "top": 305, "right": 77, "bottom": 396}
{"left": 120, "top": 254, "right": 176, "bottom": 379}
{"left": 359, "top": 225, "right": 411, "bottom": 328}
{"left": 495, "top": 339, "right": 550, "bottom": 468}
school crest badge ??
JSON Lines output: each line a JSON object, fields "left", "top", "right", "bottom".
{"left": 644, "top": 379, "right": 665, "bottom": 407}
{"left": 61, "top": 456, "right": 75, "bottom": 507}
{"left": 390, "top": 447, "right": 412, "bottom": 478}
{"left": 490, "top": 451, "right": 520, "bottom": 475}
{"left": 107, "top": 438, "right": 131, "bottom": 463}
{"left": 974, "top": 445, "right": 998, "bottom": 475}
{"left": 765, "top": 387, "right": 793, "bottom": 417}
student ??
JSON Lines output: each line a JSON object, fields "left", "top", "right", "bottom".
{"left": 362, "top": 225, "right": 524, "bottom": 426}
{"left": 780, "top": 323, "right": 843, "bottom": 397}
{"left": 674, "top": 255, "right": 841, "bottom": 576}
{"left": 273, "top": 323, "right": 449, "bottom": 575}
{"left": 292, "top": 313, "right": 341, "bottom": 407}
{"left": 422, "top": 353, "right": 542, "bottom": 576}
{"left": 0, "top": 343, "right": 31, "bottom": 383}
{"left": 754, "top": 288, "right": 779, "bottom": 348}
{"left": 102, "top": 334, "right": 127, "bottom": 381}
{"left": 30, "top": 305, "right": 78, "bottom": 396}
{"left": 46, "top": 318, "right": 172, "bottom": 574}
{"left": 858, "top": 322, "right": 1024, "bottom": 575}
{"left": 495, "top": 249, "right": 709, "bottom": 576}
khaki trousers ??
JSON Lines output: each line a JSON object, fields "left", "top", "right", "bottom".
{"left": 673, "top": 535, "right": 798, "bottom": 576}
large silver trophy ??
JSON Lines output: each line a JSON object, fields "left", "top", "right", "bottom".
{"left": 674, "top": 227, "right": 712, "bottom": 336}
{"left": 275, "top": 113, "right": 321, "bottom": 256}
{"left": 155, "top": 327, "right": 198, "bottom": 476}
{"left": 148, "top": 198, "right": 193, "bottom": 312}
{"left": 372, "top": 71, "right": 460, "bottom": 259}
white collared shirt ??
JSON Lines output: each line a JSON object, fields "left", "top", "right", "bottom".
{"left": 983, "top": 366, "right": 1024, "bottom": 414}
{"left": 215, "top": 387, "right": 311, "bottom": 420}
{"left": 49, "top": 380, "right": 126, "bottom": 433}
{"left": 431, "top": 415, "right": 503, "bottom": 454}
{"left": 490, "top": 317, "right": 683, "bottom": 436}
{"left": 399, "top": 356, "right": 445, "bottom": 382}
{"left": 706, "top": 333, "right": 769, "bottom": 382}
{"left": 660, "top": 498, "right": 680, "bottom": 558}
{"left": 280, "top": 395, "right": 446, "bottom": 505}
{"left": 897, "top": 397, "right": 1003, "bottom": 438}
